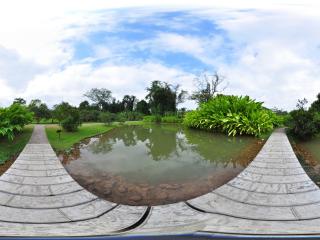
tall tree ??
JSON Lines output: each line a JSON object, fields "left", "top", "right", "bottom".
{"left": 191, "top": 71, "right": 228, "bottom": 104}
{"left": 84, "top": 88, "right": 113, "bottom": 110}
{"left": 146, "top": 81, "right": 187, "bottom": 115}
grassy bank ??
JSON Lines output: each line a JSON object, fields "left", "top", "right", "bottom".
{"left": 0, "top": 125, "right": 34, "bottom": 164}
{"left": 45, "top": 123, "right": 118, "bottom": 151}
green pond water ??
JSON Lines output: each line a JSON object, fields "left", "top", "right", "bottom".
{"left": 61, "top": 124, "right": 261, "bottom": 205}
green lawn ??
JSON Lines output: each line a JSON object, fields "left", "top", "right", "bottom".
{"left": 0, "top": 125, "right": 34, "bottom": 164}
{"left": 45, "top": 123, "right": 118, "bottom": 151}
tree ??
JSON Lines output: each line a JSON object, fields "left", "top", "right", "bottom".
{"left": 84, "top": 88, "right": 113, "bottom": 110}
{"left": 53, "top": 102, "right": 80, "bottom": 132}
{"left": 13, "top": 98, "right": 26, "bottom": 105}
{"left": 79, "top": 100, "right": 90, "bottom": 110}
{"left": 136, "top": 100, "right": 150, "bottom": 115}
{"left": 191, "top": 71, "right": 228, "bottom": 104}
{"left": 28, "top": 99, "right": 51, "bottom": 123}
{"left": 146, "top": 81, "right": 187, "bottom": 115}
{"left": 310, "top": 93, "right": 320, "bottom": 112}
{"left": 122, "top": 95, "right": 137, "bottom": 112}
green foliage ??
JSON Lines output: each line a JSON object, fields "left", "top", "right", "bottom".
{"left": 0, "top": 103, "right": 33, "bottom": 140}
{"left": 288, "top": 109, "right": 319, "bottom": 140}
{"left": 146, "top": 81, "right": 187, "bottom": 115}
{"left": 46, "top": 123, "right": 115, "bottom": 151}
{"left": 143, "top": 114, "right": 181, "bottom": 123}
{"left": 161, "top": 115, "right": 182, "bottom": 123}
{"left": 136, "top": 100, "right": 150, "bottom": 115}
{"left": 115, "top": 112, "right": 126, "bottom": 125}
{"left": 183, "top": 95, "right": 277, "bottom": 136}
{"left": 28, "top": 99, "right": 51, "bottom": 123}
{"left": 99, "top": 112, "right": 116, "bottom": 125}
{"left": 53, "top": 102, "right": 80, "bottom": 132}
{"left": 0, "top": 125, "right": 33, "bottom": 164}
{"left": 79, "top": 109, "right": 100, "bottom": 122}
{"left": 143, "top": 115, "right": 161, "bottom": 123}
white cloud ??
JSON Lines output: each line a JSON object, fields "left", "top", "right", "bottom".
{"left": 1, "top": 1, "right": 320, "bottom": 110}
{"left": 22, "top": 62, "right": 196, "bottom": 108}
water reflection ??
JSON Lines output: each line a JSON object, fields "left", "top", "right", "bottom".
{"left": 60, "top": 124, "right": 263, "bottom": 205}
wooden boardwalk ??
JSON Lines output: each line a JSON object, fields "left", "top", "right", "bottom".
{"left": 0, "top": 126, "right": 319, "bottom": 236}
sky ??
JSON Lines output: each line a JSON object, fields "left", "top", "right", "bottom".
{"left": 0, "top": 0, "right": 320, "bottom": 110}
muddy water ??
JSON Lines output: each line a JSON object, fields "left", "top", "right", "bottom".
{"left": 60, "top": 124, "right": 264, "bottom": 206}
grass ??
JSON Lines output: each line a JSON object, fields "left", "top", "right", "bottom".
{"left": 45, "top": 122, "right": 119, "bottom": 151}
{"left": 0, "top": 125, "right": 34, "bottom": 164}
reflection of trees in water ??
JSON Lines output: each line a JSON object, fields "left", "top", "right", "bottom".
{"left": 145, "top": 126, "right": 177, "bottom": 161}
{"left": 183, "top": 128, "right": 254, "bottom": 168}
{"left": 62, "top": 125, "right": 257, "bottom": 168}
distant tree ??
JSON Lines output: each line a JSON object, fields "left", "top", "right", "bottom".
{"left": 84, "top": 88, "right": 113, "bottom": 110}
{"left": 271, "top": 107, "right": 288, "bottom": 115}
{"left": 28, "top": 99, "right": 51, "bottom": 123}
{"left": 191, "top": 71, "right": 228, "bottom": 104}
{"left": 136, "top": 100, "right": 150, "bottom": 115}
{"left": 109, "top": 99, "right": 124, "bottom": 113}
{"left": 146, "top": 81, "right": 187, "bottom": 115}
{"left": 79, "top": 100, "right": 90, "bottom": 110}
{"left": 122, "top": 95, "right": 137, "bottom": 112}
{"left": 13, "top": 98, "right": 26, "bottom": 105}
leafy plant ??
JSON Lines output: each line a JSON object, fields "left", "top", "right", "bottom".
{"left": 0, "top": 103, "right": 33, "bottom": 140}
{"left": 288, "top": 109, "right": 318, "bottom": 140}
{"left": 183, "top": 95, "right": 277, "bottom": 136}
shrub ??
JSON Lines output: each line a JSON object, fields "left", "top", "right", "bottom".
{"left": 0, "top": 103, "right": 33, "bottom": 140}
{"left": 143, "top": 115, "right": 162, "bottom": 123}
{"left": 54, "top": 103, "right": 80, "bottom": 132}
{"left": 99, "top": 112, "right": 116, "bottom": 125}
{"left": 116, "top": 112, "right": 127, "bottom": 125}
{"left": 80, "top": 109, "right": 100, "bottom": 122}
{"left": 161, "top": 115, "right": 182, "bottom": 123}
{"left": 288, "top": 109, "right": 320, "bottom": 140}
{"left": 183, "top": 95, "right": 277, "bottom": 136}
{"left": 123, "top": 111, "right": 144, "bottom": 121}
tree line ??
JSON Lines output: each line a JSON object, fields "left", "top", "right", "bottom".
{"left": 1, "top": 72, "right": 230, "bottom": 137}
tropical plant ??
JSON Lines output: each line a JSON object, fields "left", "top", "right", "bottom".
{"left": 183, "top": 95, "right": 277, "bottom": 136}
{"left": 0, "top": 103, "right": 33, "bottom": 140}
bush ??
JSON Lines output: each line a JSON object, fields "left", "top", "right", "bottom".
{"left": 0, "top": 103, "right": 33, "bottom": 140}
{"left": 54, "top": 103, "right": 80, "bottom": 132}
{"left": 161, "top": 115, "right": 182, "bottom": 123}
{"left": 123, "top": 111, "right": 144, "bottom": 121}
{"left": 288, "top": 109, "right": 320, "bottom": 140}
{"left": 143, "top": 115, "right": 162, "bottom": 123}
{"left": 99, "top": 112, "right": 116, "bottom": 125}
{"left": 183, "top": 95, "right": 277, "bottom": 136}
{"left": 80, "top": 109, "right": 100, "bottom": 122}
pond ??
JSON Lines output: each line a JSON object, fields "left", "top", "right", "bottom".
{"left": 60, "top": 124, "right": 264, "bottom": 206}
{"left": 292, "top": 137, "right": 320, "bottom": 186}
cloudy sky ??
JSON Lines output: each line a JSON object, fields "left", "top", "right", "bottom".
{"left": 0, "top": 0, "right": 320, "bottom": 110}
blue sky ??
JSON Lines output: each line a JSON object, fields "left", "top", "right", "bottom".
{"left": 0, "top": 1, "right": 320, "bottom": 110}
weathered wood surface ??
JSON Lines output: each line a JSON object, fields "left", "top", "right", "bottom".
{"left": 1, "top": 126, "right": 320, "bottom": 236}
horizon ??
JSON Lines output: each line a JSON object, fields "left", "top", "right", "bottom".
{"left": 1, "top": 1, "right": 320, "bottom": 111}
